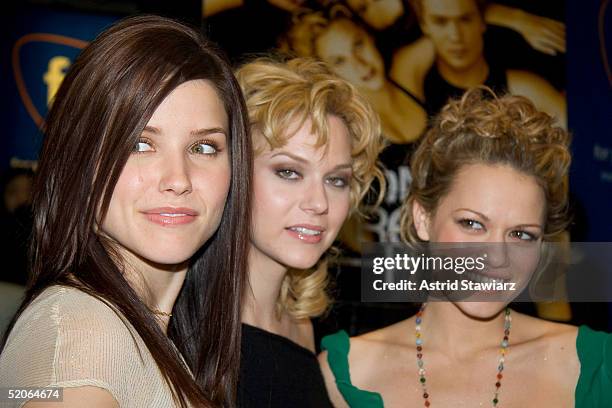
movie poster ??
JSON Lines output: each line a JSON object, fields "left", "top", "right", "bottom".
{"left": 204, "top": 0, "right": 567, "bottom": 243}
{"left": 203, "top": 0, "right": 576, "bottom": 330}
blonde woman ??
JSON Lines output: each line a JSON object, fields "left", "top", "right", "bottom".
{"left": 235, "top": 57, "right": 385, "bottom": 407}
{"left": 317, "top": 89, "right": 607, "bottom": 407}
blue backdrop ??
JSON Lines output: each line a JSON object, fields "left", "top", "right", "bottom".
{"left": 567, "top": 0, "right": 612, "bottom": 241}
{"left": 1, "top": 6, "right": 117, "bottom": 172}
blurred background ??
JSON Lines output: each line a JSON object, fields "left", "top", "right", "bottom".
{"left": 1, "top": 0, "right": 611, "bottom": 342}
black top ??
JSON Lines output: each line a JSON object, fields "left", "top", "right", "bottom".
{"left": 423, "top": 62, "right": 508, "bottom": 117}
{"left": 238, "top": 323, "right": 333, "bottom": 408}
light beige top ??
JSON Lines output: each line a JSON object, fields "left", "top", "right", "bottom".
{"left": 0, "top": 285, "right": 189, "bottom": 408}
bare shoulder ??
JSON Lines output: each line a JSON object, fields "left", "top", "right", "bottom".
{"left": 512, "top": 312, "right": 580, "bottom": 386}
{"left": 507, "top": 69, "right": 559, "bottom": 96}
{"left": 317, "top": 321, "right": 411, "bottom": 408}
{"left": 514, "top": 312, "right": 578, "bottom": 343}
{"left": 389, "top": 38, "right": 434, "bottom": 98}
{"left": 23, "top": 386, "right": 119, "bottom": 408}
{"left": 355, "top": 318, "right": 413, "bottom": 346}
{"left": 346, "top": 318, "right": 415, "bottom": 377}
{"left": 391, "top": 37, "right": 434, "bottom": 74}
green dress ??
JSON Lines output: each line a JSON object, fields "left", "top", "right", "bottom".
{"left": 321, "top": 326, "right": 612, "bottom": 407}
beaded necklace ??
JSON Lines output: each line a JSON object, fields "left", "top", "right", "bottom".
{"left": 415, "top": 304, "right": 512, "bottom": 407}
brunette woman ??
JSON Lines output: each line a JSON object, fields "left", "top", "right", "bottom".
{"left": 0, "top": 15, "right": 251, "bottom": 408}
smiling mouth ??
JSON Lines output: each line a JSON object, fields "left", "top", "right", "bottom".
{"left": 142, "top": 207, "right": 198, "bottom": 226}
{"left": 287, "top": 226, "right": 322, "bottom": 236}
{"left": 464, "top": 270, "right": 511, "bottom": 284}
{"left": 362, "top": 67, "right": 377, "bottom": 82}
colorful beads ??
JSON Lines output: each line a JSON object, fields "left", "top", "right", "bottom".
{"left": 415, "top": 304, "right": 511, "bottom": 407}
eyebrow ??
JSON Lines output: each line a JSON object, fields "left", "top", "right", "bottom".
{"left": 455, "top": 208, "right": 543, "bottom": 229}
{"left": 455, "top": 208, "right": 490, "bottom": 221}
{"left": 143, "top": 126, "right": 227, "bottom": 137}
{"left": 512, "top": 224, "right": 543, "bottom": 230}
{"left": 271, "top": 151, "right": 352, "bottom": 171}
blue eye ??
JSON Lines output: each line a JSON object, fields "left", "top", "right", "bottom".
{"left": 133, "top": 139, "right": 154, "bottom": 153}
{"left": 276, "top": 169, "right": 300, "bottom": 180}
{"left": 458, "top": 218, "right": 484, "bottom": 231}
{"left": 327, "top": 176, "right": 349, "bottom": 188}
{"left": 191, "top": 141, "right": 218, "bottom": 155}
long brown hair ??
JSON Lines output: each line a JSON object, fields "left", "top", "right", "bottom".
{"left": 1, "top": 15, "right": 251, "bottom": 407}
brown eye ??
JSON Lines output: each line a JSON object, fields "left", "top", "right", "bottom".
{"left": 190, "top": 141, "right": 218, "bottom": 155}
{"left": 510, "top": 230, "right": 538, "bottom": 242}
{"left": 276, "top": 169, "right": 300, "bottom": 180}
{"left": 326, "top": 176, "right": 349, "bottom": 188}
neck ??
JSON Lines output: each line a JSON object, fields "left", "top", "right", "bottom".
{"left": 121, "top": 250, "right": 188, "bottom": 334}
{"left": 419, "top": 302, "right": 508, "bottom": 360}
{"left": 358, "top": 80, "right": 392, "bottom": 102}
{"left": 242, "top": 245, "right": 290, "bottom": 333}
{"left": 437, "top": 56, "right": 489, "bottom": 89}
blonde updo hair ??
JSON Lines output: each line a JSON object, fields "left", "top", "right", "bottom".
{"left": 236, "top": 57, "right": 385, "bottom": 319}
{"left": 400, "top": 87, "right": 571, "bottom": 244}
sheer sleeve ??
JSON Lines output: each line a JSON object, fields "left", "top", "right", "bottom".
{"left": 0, "top": 286, "right": 179, "bottom": 408}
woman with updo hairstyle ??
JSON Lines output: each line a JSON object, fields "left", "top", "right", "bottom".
{"left": 235, "top": 57, "right": 385, "bottom": 407}
{"left": 320, "top": 88, "right": 612, "bottom": 407}
{"left": 0, "top": 15, "right": 252, "bottom": 407}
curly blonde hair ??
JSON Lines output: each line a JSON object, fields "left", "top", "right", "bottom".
{"left": 400, "top": 87, "right": 571, "bottom": 244}
{"left": 236, "top": 57, "right": 386, "bottom": 319}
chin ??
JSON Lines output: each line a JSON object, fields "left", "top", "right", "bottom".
{"left": 280, "top": 253, "right": 324, "bottom": 271}
{"left": 364, "top": 77, "right": 384, "bottom": 91}
{"left": 137, "top": 243, "right": 202, "bottom": 266}
{"left": 454, "top": 301, "right": 509, "bottom": 320}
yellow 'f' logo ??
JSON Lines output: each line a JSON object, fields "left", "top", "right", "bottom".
{"left": 43, "top": 56, "right": 70, "bottom": 106}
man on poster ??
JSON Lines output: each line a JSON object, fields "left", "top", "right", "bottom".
{"left": 390, "top": 0, "right": 567, "bottom": 128}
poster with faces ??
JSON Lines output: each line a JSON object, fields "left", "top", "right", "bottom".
{"left": 203, "top": 0, "right": 567, "bottom": 248}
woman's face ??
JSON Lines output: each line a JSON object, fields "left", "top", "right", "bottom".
{"left": 413, "top": 163, "right": 545, "bottom": 317}
{"left": 100, "top": 80, "right": 231, "bottom": 268}
{"left": 250, "top": 115, "right": 352, "bottom": 271}
{"left": 347, "top": 0, "right": 404, "bottom": 30}
{"left": 316, "top": 19, "right": 385, "bottom": 91}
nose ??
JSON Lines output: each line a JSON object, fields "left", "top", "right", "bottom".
{"left": 353, "top": 52, "right": 371, "bottom": 74}
{"left": 299, "top": 180, "right": 329, "bottom": 215}
{"left": 484, "top": 241, "right": 510, "bottom": 269}
{"left": 158, "top": 155, "right": 192, "bottom": 196}
{"left": 447, "top": 21, "right": 462, "bottom": 42}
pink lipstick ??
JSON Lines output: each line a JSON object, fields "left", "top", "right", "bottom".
{"left": 285, "top": 224, "right": 325, "bottom": 244}
{"left": 142, "top": 207, "right": 198, "bottom": 226}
